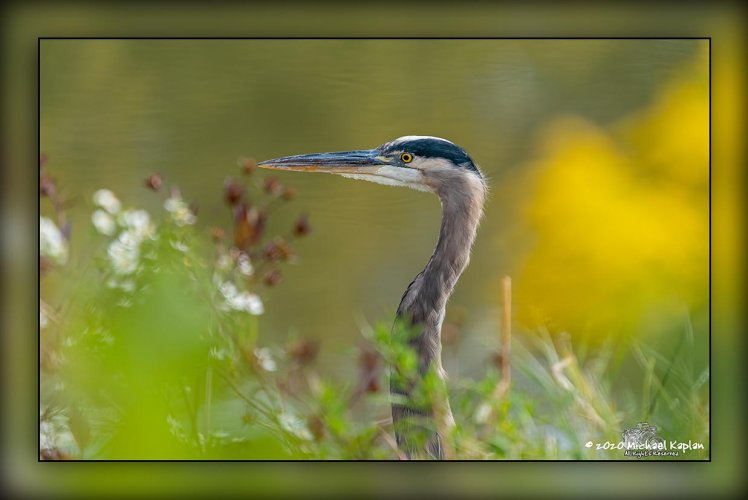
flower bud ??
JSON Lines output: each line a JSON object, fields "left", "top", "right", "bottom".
{"left": 224, "top": 178, "right": 244, "bottom": 205}
{"left": 210, "top": 226, "right": 225, "bottom": 242}
{"left": 264, "top": 268, "right": 282, "bottom": 287}
{"left": 145, "top": 173, "right": 162, "bottom": 191}
{"left": 293, "top": 214, "right": 311, "bottom": 237}
{"left": 264, "top": 177, "right": 282, "bottom": 196}
{"left": 240, "top": 158, "right": 257, "bottom": 175}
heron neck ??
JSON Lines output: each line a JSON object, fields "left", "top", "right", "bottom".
{"left": 397, "top": 173, "right": 485, "bottom": 371}
{"left": 392, "top": 173, "right": 485, "bottom": 459}
{"left": 424, "top": 182, "right": 484, "bottom": 316}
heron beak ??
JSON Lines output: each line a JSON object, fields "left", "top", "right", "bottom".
{"left": 259, "top": 148, "right": 429, "bottom": 192}
{"left": 258, "top": 149, "right": 388, "bottom": 174}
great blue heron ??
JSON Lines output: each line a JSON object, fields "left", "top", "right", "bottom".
{"left": 259, "top": 136, "right": 486, "bottom": 459}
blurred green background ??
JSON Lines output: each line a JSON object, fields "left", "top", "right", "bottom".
{"left": 40, "top": 39, "right": 707, "bottom": 366}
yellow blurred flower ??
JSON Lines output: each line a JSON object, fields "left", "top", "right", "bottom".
{"left": 515, "top": 50, "right": 708, "bottom": 338}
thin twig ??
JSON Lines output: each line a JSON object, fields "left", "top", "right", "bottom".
{"left": 497, "top": 276, "right": 512, "bottom": 399}
{"left": 482, "top": 276, "right": 512, "bottom": 435}
{"left": 216, "top": 370, "right": 275, "bottom": 420}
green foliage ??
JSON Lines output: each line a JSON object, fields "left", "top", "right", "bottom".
{"left": 40, "top": 167, "right": 708, "bottom": 461}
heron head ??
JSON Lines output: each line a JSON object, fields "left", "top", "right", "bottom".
{"left": 258, "top": 136, "right": 484, "bottom": 196}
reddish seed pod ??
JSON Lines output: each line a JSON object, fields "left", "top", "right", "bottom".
{"left": 282, "top": 187, "right": 297, "bottom": 200}
{"left": 263, "top": 268, "right": 282, "bottom": 287}
{"left": 234, "top": 205, "right": 265, "bottom": 249}
{"left": 40, "top": 256, "right": 50, "bottom": 274}
{"left": 210, "top": 226, "right": 225, "bottom": 242}
{"left": 264, "top": 177, "right": 282, "bottom": 196}
{"left": 240, "top": 158, "right": 257, "bottom": 175}
{"left": 265, "top": 238, "right": 293, "bottom": 262}
{"left": 491, "top": 352, "right": 506, "bottom": 370}
{"left": 293, "top": 214, "right": 310, "bottom": 237}
{"left": 263, "top": 238, "right": 292, "bottom": 262}
{"left": 253, "top": 209, "right": 267, "bottom": 244}
{"left": 145, "top": 173, "right": 162, "bottom": 191}
{"left": 359, "top": 348, "right": 380, "bottom": 372}
{"left": 263, "top": 241, "right": 281, "bottom": 262}
{"left": 273, "top": 238, "right": 293, "bottom": 261}
{"left": 233, "top": 205, "right": 253, "bottom": 249}
{"left": 224, "top": 178, "right": 244, "bottom": 205}
{"left": 40, "top": 171, "right": 56, "bottom": 197}
{"left": 288, "top": 338, "right": 319, "bottom": 365}
{"left": 307, "top": 415, "right": 325, "bottom": 441}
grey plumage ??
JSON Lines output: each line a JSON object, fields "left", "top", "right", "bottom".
{"left": 392, "top": 158, "right": 486, "bottom": 459}
{"left": 259, "top": 136, "right": 487, "bottom": 460}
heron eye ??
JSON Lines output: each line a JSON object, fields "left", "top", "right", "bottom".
{"left": 400, "top": 153, "right": 413, "bottom": 163}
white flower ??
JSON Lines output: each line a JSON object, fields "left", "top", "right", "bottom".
{"left": 93, "top": 189, "right": 121, "bottom": 214}
{"left": 40, "top": 410, "right": 79, "bottom": 455}
{"left": 474, "top": 402, "right": 492, "bottom": 425}
{"left": 219, "top": 281, "right": 238, "bottom": 300}
{"left": 40, "top": 307, "right": 49, "bottom": 329}
{"left": 98, "top": 330, "right": 115, "bottom": 345}
{"left": 237, "top": 253, "right": 254, "bottom": 276}
{"left": 164, "top": 195, "right": 196, "bottom": 226}
{"left": 230, "top": 292, "right": 264, "bottom": 315}
{"left": 117, "top": 230, "right": 141, "bottom": 248}
{"left": 170, "top": 240, "right": 189, "bottom": 253}
{"left": 91, "top": 209, "right": 116, "bottom": 236}
{"left": 107, "top": 233, "right": 140, "bottom": 275}
{"left": 216, "top": 253, "right": 233, "bottom": 272}
{"left": 39, "top": 421, "right": 56, "bottom": 450}
{"left": 163, "top": 197, "right": 180, "bottom": 213}
{"left": 40, "top": 217, "right": 68, "bottom": 265}
{"left": 118, "top": 209, "right": 154, "bottom": 241}
{"left": 167, "top": 415, "right": 188, "bottom": 443}
{"left": 219, "top": 281, "right": 264, "bottom": 315}
{"left": 254, "top": 347, "right": 277, "bottom": 372}
{"left": 211, "top": 430, "right": 229, "bottom": 440}
{"left": 279, "top": 412, "right": 313, "bottom": 441}
{"left": 209, "top": 346, "right": 229, "bottom": 360}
